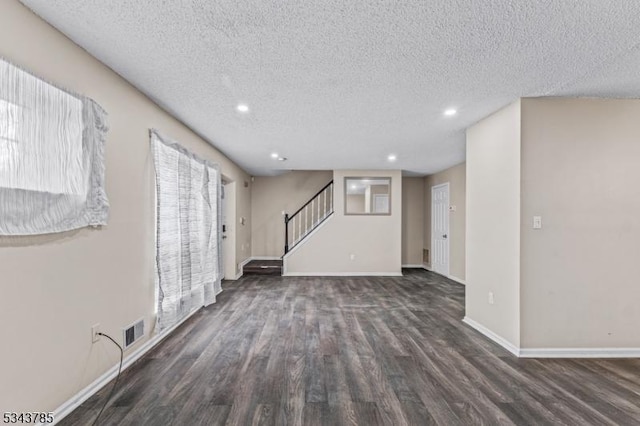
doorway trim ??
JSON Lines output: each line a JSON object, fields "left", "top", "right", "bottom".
{"left": 221, "top": 178, "right": 237, "bottom": 280}
{"left": 431, "top": 182, "right": 450, "bottom": 277}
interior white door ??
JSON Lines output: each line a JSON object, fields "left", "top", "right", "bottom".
{"left": 431, "top": 183, "right": 450, "bottom": 276}
{"left": 373, "top": 194, "right": 389, "bottom": 213}
{"left": 221, "top": 181, "right": 236, "bottom": 280}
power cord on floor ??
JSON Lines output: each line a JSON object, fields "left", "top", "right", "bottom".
{"left": 92, "top": 332, "right": 124, "bottom": 426}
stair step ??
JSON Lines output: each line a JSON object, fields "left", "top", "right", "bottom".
{"left": 243, "top": 259, "right": 282, "bottom": 276}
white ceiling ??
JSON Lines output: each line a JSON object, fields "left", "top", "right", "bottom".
{"left": 19, "top": 1, "right": 640, "bottom": 176}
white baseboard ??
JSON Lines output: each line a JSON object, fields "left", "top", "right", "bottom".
{"left": 519, "top": 348, "right": 640, "bottom": 358}
{"left": 462, "top": 317, "right": 521, "bottom": 357}
{"left": 233, "top": 261, "right": 247, "bottom": 280}
{"left": 234, "top": 256, "right": 284, "bottom": 280}
{"left": 283, "top": 271, "right": 403, "bottom": 277}
{"left": 227, "top": 257, "right": 253, "bottom": 280}
{"left": 462, "top": 317, "right": 640, "bottom": 359}
{"left": 392, "top": 265, "right": 466, "bottom": 285}
{"left": 423, "top": 265, "right": 466, "bottom": 285}
{"left": 448, "top": 275, "right": 466, "bottom": 285}
{"left": 47, "top": 308, "right": 200, "bottom": 425}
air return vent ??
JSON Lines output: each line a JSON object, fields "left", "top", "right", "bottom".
{"left": 123, "top": 318, "right": 144, "bottom": 349}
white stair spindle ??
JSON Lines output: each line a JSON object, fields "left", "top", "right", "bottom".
{"left": 323, "top": 190, "right": 326, "bottom": 218}
{"left": 330, "top": 184, "right": 333, "bottom": 212}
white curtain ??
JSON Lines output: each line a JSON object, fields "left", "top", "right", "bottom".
{"left": 151, "top": 130, "right": 222, "bottom": 331}
{"left": 0, "top": 58, "right": 109, "bottom": 235}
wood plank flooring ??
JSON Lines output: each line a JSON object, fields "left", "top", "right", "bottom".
{"left": 60, "top": 269, "right": 640, "bottom": 425}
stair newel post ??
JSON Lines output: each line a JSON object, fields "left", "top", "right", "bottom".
{"left": 284, "top": 213, "right": 289, "bottom": 254}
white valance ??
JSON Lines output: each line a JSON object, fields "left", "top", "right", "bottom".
{"left": 151, "top": 130, "right": 222, "bottom": 330}
{"left": 0, "top": 58, "right": 109, "bottom": 235}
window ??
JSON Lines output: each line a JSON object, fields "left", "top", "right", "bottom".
{"left": 0, "top": 58, "right": 109, "bottom": 235}
{"left": 344, "top": 177, "right": 391, "bottom": 215}
{"left": 152, "top": 130, "right": 222, "bottom": 330}
{"left": 0, "top": 99, "right": 19, "bottom": 165}
{"left": 0, "top": 71, "right": 84, "bottom": 195}
{"left": 0, "top": 98, "right": 18, "bottom": 142}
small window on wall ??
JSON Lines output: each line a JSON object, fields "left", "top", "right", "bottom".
{"left": 0, "top": 58, "right": 110, "bottom": 236}
{"left": 0, "top": 83, "right": 84, "bottom": 195}
{"left": 344, "top": 177, "right": 391, "bottom": 215}
{"left": 0, "top": 99, "right": 18, "bottom": 141}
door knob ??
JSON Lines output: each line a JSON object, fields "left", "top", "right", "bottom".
{"left": 443, "top": 234, "right": 447, "bottom": 239}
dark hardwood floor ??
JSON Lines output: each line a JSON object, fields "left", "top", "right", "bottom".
{"left": 61, "top": 269, "right": 640, "bottom": 425}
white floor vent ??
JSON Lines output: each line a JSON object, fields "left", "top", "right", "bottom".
{"left": 123, "top": 318, "right": 144, "bottom": 349}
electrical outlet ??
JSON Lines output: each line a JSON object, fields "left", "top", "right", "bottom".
{"left": 488, "top": 292, "right": 494, "bottom": 305}
{"left": 91, "top": 324, "right": 101, "bottom": 343}
{"left": 349, "top": 253, "right": 356, "bottom": 261}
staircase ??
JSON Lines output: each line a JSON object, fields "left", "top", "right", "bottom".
{"left": 242, "top": 259, "right": 283, "bottom": 276}
{"left": 244, "top": 181, "right": 334, "bottom": 277}
{"left": 284, "top": 180, "right": 334, "bottom": 254}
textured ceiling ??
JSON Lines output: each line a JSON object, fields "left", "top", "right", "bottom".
{"left": 19, "top": 0, "right": 640, "bottom": 176}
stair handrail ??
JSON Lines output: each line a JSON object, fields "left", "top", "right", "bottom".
{"left": 287, "top": 180, "right": 333, "bottom": 220}
{"left": 284, "top": 180, "right": 334, "bottom": 254}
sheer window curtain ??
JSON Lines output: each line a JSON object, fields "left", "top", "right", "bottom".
{"left": 151, "top": 130, "right": 222, "bottom": 331}
{"left": 0, "top": 58, "right": 109, "bottom": 235}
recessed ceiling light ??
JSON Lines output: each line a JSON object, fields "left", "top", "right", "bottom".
{"left": 387, "top": 154, "right": 397, "bottom": 162}
{"left": 444, "top": 108, "right": 457, "bottom": 116}
{"left": 277, "top": 157, "right": 287, "bottom": 161}
{"left": 270, "top": 152, "right": 279, "bottom": 159}
{"left": 236, "top": 104, "right": 249, "bottom": 113}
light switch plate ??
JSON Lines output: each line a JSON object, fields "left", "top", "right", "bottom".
{"left": 533, "top": 216, "right": 542, "bottom": 229}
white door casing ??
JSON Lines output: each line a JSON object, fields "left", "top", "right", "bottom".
{"left": 431, "top": 183, "right": 450, "bottom": 276}
{"left": 222, "top": 181, "right": 236, "bottom": 280}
